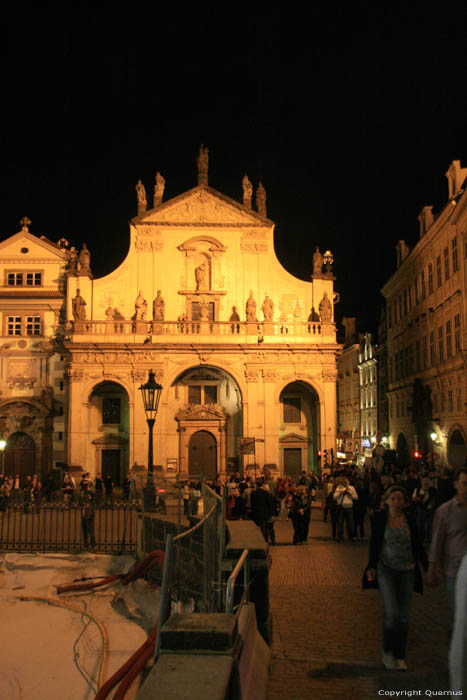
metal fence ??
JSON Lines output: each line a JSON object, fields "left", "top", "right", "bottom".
{"left": 143, "top": 481, "right": 225, "bottom": 613}
{"left": 0, "top": 504, "right": 138, "bottom": 554}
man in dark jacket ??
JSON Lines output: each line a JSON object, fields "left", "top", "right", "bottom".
{"left": 250, "top": 479, "right": 275, "bottom": 544}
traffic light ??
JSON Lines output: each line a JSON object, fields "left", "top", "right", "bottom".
{"left": 413, "top": 450, "right": 421, "bottom": 460}
{"left": 323, "top": 449, "right": 328, "bottom": 464}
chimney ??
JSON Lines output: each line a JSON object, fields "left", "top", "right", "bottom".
{"left": 396, "top": 240, "right": 409, "bottom": 268}
{"left": 417, "top": 206, "right": 434, "bottom": 238}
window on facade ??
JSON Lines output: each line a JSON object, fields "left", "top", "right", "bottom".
{"left": 436, "top": 255, "right": 442, "bottom": 287}
{"left": 188, "top": 385, "right": 202, "bottom": 404}
{"left": 414, "top": 279, "right": 419, "bottom": 306}
{"left": 408, "top": 286, "right": 412, "bottom": 312}
{"left": 422, "top": 335, "right": 428, "bottom": 369}
{"left": 454, "top": 314, "right": 461, "bottom": 352}
{"left": 452, "top": 237, "right": 458, "bottom": 273}
{"left": 398, "top": 296, "right": 402, "bottom": 320}
{"left": 446, "top": 320, "right": 452, "bottom": 358}
{"left": 457, "top": 386, "right": 462, "bottom": 412}
{"left": 430, "top": 331, "right": 436, "bottom": 365}
{"left": 396, "top": 401, "right": 400, "bottom": 418}
{"left": 438, "top": 326, "right": 444, "bottom": 362}
{"left": 444, "top": 247, "right": 450, "bottom": 281}
{"left": 102, "top": 398, "right": 121, "bottom": 424}
{"left": 408, "top": 344, "right": 414, "bottom": 375}
{"left": 204, "top": 385, "right": 218, "bottom": 404}
{"left": 7, "top": 315, "right": 41, "bottom": 336}
{"left": 448, "top": 390, "right": 453, "bottom": 413}
{"left": 283, "top": 397, "right": 301, "bottom": 423}
{"left": 389, "top": 356, "right": 393, "bottom": 383}
{"left": 428, "top": 263, "right": 434, "bottom": 295}
{"left": 415, "top": 340, "right": 421, "bottom": 372}
{"left": 6, "top": 271, "right": 42, "bottom": 286}
{"left": 433, "top": 392, "right": 438, "bottom": 414}
{"left": 421, "top": 271, "right": 426, "bottom": 300}
{"left": 388, "top": 304, "right": 392, "bottom": 329}
{"left": 440, "top": 391, "right": 445, "bottom": 413}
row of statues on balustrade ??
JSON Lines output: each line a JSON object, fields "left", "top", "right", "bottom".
{"left": 72, "top": 288, "right": 332, "bottom": 323}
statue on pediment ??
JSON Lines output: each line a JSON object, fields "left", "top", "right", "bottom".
{"left": 319, "top": 291, "right": 332, "bottom": 322}
{"left": 136, "top": 179, "right": 147, "bottom": 215}
{"left": 68, "top": 247, "right": 78, "bottom": 273}
{"left": 242, "top": 174, "right": 253, "bottom": 208}
{"left": 153, "top": 290, "right": 165, "bottom": 320}
{"left": 197, "top": 145, "right": 209, "bottom": 175}
{"left": 154, "top": 171, "right": 165, "bottom": 206}
{"left": 262, "top": 295, "right": 274, "bottom": 322}
{"left": 195, "top": 261, "right": 209, "bottom": 291}
{"left": 313, "top": 247, "right": 323, "bottom": 275}
{"left": 246, "top": 290, "right": 257, "bottom": 322}
{"left": 78, "top": 244, "right": 91, "bottom": 275}
{"left": 256, "top": 182, "right": 267, "bottom": 217}
{"left": 72, "top": 289, "right": 86, "bottom": 321}
{"left": 134, "top": 291, "right": 148, "bottom": 320}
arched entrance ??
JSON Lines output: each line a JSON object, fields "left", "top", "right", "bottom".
{"left": 279, "top": 381, "right": 320, "bottom": 475}
{"left": 448, "top": 429, "right": 467, "bottom": 469}
{"left": 4, "top": 432, "right": 36, "bottom": 478}
{"left": 396, "top": 432, "right": 410, "bottom": 467}
{"left": 89, "top": 381, "right": 129, "bottom": 483}
{"left": 188, "top": 430, "right": 217, "bottom": 480}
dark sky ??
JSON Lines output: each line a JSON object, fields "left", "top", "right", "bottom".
{"left": 1, "top": 3, "right": 466, "bottom": 334}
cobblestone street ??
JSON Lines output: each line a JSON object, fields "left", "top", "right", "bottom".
{"left": 267, "top": 503, "right": 452, "bottom": 699}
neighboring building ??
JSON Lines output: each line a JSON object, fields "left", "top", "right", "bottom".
{"left": 375, "top": 305, "right": 389, "bottom": 440}
{"left": 337, "top": 317, "right": 360, "bottom": 457}
{"left": 0, "top": 219, "right": 68, "bottom": 478}
{"left": 382, "top": 159, "right": 467, "bottom": 469}
{"left": 0, "top": 152, "right": 341, "bottom": 482}
{"left": 358, "top": 332, "right": 378, "bottom": 446}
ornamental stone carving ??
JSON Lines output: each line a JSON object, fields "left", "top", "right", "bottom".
{"left": 245, "top": 369, "right": 259, "bottom": 382}
{"left": 262, "top": 369, "right": 278, "bottom": 382}
{"left": 322, "top": 369, "right": 338, "bottom": 382}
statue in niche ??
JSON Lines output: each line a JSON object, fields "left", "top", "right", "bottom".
{"left": 72, "top": 289, "right": 86, "bottom": 320}
{"left": 136, "top": 179, "right": 147, "bottom": 214}
{"left": 262, "top": 295, "right": 274, "bottom": 322}
{"left": 195, "top": 261, "right": 209, "bottom": 291}
{"left": 153, "top": 290, "right": 165, "bottom": 320}
{"left": 256, "top": 182, "right": 267, "bottom": 217}
{"left": 68, "top": 246, "right": 78, "bottom": 273}
{"left": 154, "top": 171, "right": 165, "bottom": 205}
{"left": 242, "top": 174, "right": 253, "bottom": 208}
{"left": 197, "top": 145, "right": 209, "bottom": 175}
{"left": 78, "top": 244, "right": 91, "bottom": 274}
{"left": 307, "top": 306, "right": 320, "bottom": 322}
{"left": 246, "top": 290, "right": 257, "bottom": 322}
{"left": 318, "top": 291, "right": 332, "bottom": 322}
{"left": 134, "top": 291, "right": 148, "bottom": 320}
{"left": 313, "top": 247, "right": 323, "bottom": 275}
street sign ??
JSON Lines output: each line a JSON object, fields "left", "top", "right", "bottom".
{"left": 238, "top": 437, "right": 255, "bottom": 455}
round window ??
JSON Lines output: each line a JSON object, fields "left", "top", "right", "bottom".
{"left": 20, "top": 247, "right": 29, "bottom": 254}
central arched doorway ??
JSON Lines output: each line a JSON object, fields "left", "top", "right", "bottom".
{"left": 4, "top": 432, "right": 36, "bottom": 478}
{"left": 188, "top": 430, "right": 217, "bottom": 480}
{"left": 89, "top": 381, "right": 129, "bottom": 483}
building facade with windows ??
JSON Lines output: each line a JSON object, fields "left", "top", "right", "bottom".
{"left": 0, "top": 220, "right": 68, "bottom": 477}
{"left": 0, "top": 155, "right": 341, "bottom": 483}
{"left": 382, "top": 160, "right": 467, "bottom": 468}
{"left": 337, "top": 317, "right": 361, "bottom": 456}
{"left": 358, "top": 333, "right": 378, "bottom": 447}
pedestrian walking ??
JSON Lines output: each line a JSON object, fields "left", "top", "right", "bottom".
{"left": 251, "top": 479, "right": 275, "bottom": 544}
{"left": 427, "top": 468, "right": 467, "bottom": 613}
{"left": 81, "top": 494, "right": 96, "bottom": 549}
{"left": 103, "top": 473, "right": 113, "bottom": 506}
{"left": 363, "top": 485, "right": 428, "bottom": 671}
{"left": 333, "top": 476, "right": 358, "bottom": 541}
{"left": 291, "top": 485, "right": 311, "bottom": 545}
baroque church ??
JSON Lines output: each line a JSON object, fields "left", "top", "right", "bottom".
{"left": 0, "top": 149, "right": 341, "bottom": 484}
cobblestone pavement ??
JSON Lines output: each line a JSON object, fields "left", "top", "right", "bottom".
{"left": 267, "top": 503, "right": 452, "bottom": 700}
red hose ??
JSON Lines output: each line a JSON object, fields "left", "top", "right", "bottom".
{"left": 56, "top": 549, "right": 167, "bottom": 700}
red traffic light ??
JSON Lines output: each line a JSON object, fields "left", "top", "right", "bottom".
{"left": 413, "top": 451, "right": 421, "bottom": 459}
{"left": 317, "top": 450, "right": 322, "bottom": 457}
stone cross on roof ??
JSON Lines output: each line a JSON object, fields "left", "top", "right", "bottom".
{"left": 20, "top": 216, "right": 32, "bottom": 231}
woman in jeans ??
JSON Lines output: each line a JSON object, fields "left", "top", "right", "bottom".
{"left": 363, "top": 485, "right": 428, "bottom": 671}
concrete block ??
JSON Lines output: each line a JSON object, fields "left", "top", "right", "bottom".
{"left": 160, "top": 613, "right": 238, "bottom": 651}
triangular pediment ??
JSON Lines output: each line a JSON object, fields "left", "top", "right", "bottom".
{"left": 0, "top": 230, "right": 67, "bottom": 260}
{"left": 279, "top": 433, "right": 310, "bottom": 444}
{"left": 133, "top": 185, "right": 273, "bottom": 227}
{"left": 176, "top": 404, "right": 226, "bottom": 421}
{"left": 92, "top": 433, "right": 129, "bottom": 445}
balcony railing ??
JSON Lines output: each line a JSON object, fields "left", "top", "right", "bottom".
{"left": 70, "top": 319, "right": 329, "bottom": 338}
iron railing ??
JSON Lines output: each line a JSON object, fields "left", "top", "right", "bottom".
{"left": 0, "top": 504, "right": 138, "bottom": 554}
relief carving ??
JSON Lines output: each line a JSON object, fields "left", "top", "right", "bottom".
{"left": 262, "top": 369, "right": 278, "bottom": 382}
{"left": 322, "top": 369, "right": 338, "bottom": 382}
{"left": 245, "top": 369, "right": 259, "bottom": 382}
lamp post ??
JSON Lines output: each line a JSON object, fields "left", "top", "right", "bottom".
{"left": 139, "top": 369, "right": 163, "bottom": 512}
{"left": 0, "top": 438, "right": 6, "bottom": 476}
{"left": 430, "top": 431, "right": 438, "bottom": 469}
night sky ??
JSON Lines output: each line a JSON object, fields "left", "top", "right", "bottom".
{"left": 1, "top": 4, "right": 466, "bottom": 335}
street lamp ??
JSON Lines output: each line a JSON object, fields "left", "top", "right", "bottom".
{"left": 0, "top": 438, "right": 6, "bottom": 475}
{"left": 323, "top": 250, "right": 334, "bottom": 273}
{"left": 430, "top": 431, "right": 438, "bottom": 468}
{"left": 139, "top": 370, "right": 163, "bottom": 511}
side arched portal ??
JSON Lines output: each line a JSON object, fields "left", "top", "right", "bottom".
{"left": 279, "top": 381, "right": 320, "bottom": 476}
{"left": 188, "top": 430, "right": 217, "bottom": 480}
{"left": 448, "top": 428, "right": 467, "bottom": 469}
{"left": 4, "top": 432, "right": 36, "bottom": 478}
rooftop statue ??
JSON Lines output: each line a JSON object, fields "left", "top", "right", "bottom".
{"left": 319, "top": 291, "right": 332, "bottom": 322}
{"left": 134, "top": 291, "right": 148, "bottom": 320}
{"left": 313, "top": 247, "right": 323, "bottom": 275}
{"left": 136, "top": 179, "right": 147, "bottom": 215}
{"left": 195, "top": 261, "right": 209, "bottom": 291}
{"left": 256, "top": 182, "right": 267, "bottom": 217}
{"left": 246, "top": 290, "right": 257, "bottom": 322}
{"left": 242, "top": 174, "right": 253, "bottom": 208}
{"left": 78, "top": 244, "right": 91, "bottom": 275}
{"left": 153, "top": 290, "right": 165, "bottom": 321}
{"left": 154, "top": 171, "right": 165, "bottom": 206}
{"left": 197, "top": 145, "right": 209, "bottom": 175}
{"left": 262, "top": 295, "right": 274, "bottom": 322}
{"left": 72, "top": 289, "right": 86, "bottom": 321}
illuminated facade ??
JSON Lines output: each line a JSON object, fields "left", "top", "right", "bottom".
{"left": 1, "top": 149, "right": 340, "bottom": 484}
{"left": 337, "top": 317, "right": 360, "bottom": 455}
{"left": 382, "top": 160, "right": 467, "bottom": 468}
{"left": 358, "top": 333, "right": 377, "bottom": 445}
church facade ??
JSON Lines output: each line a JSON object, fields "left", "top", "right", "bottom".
{"left": 1, "top": 152, "right": 341, "bottom": 483}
